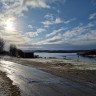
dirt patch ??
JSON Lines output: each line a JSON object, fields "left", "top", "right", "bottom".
{"left": 2, "top": 56, "right": 96, "bottom": 84}
{"left": 0, "top": 71, "right": 20, "bottom": 96}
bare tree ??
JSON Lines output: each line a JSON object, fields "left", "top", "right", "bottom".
{"left": 0, "top": 38, "right": 5, "bottom": 52}
{"left": 9, "top": 44, "right": 17, "bottom": 56}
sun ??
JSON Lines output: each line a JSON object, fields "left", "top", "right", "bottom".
{"left": 5, "top": 20, "right": 14, "bottom": 31}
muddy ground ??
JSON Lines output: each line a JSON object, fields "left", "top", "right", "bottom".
{"left": 0, "top": 56, "right": 96, "bottom": 96}
{"left": 0, "top": 71, "right": 20, "bottom": 96}
{"left": 2, "top": 56, "right": 96, "bottom": 84}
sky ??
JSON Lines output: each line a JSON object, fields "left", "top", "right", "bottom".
{"left": 0, "top": 0, "right": 96, "bottom": 50}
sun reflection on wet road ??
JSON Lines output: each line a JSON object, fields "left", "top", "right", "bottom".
{"left": 0, "top": 60, "right": 96, "bottom": 96}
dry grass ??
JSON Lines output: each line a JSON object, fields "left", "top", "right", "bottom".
{"left": 2, "top": 57, "right": 96, "bottom": 84}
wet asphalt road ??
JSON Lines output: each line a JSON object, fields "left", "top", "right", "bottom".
{"left": 0, "top": 60, "right": 96, "bottom": 96}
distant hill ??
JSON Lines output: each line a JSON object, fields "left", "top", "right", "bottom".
{"left": 78, "top": 50, "right": 96, "bottom": 58}
{"left": 23, "top": 49, "right": 96, "bottom": 53}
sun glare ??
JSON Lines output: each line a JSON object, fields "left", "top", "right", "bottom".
{"left": 5, "top": 20, "right": 14, "bottom": 31}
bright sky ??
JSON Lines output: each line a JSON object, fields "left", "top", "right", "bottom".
{"left": 0, "top": 0, "right": 96, "bottom": 50}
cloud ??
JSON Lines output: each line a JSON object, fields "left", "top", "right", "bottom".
{"left": 35, "top": 33, "right": 62, "bottom": 45}
{"left": 42, "top": 17, "right": 63, "bottom": 27}
{"left": 21, "top": 0, "right": 66, "bottom": 10}
{"left": 46, "top": 27, "right": 66, "bottom": 37}
{"left": 1, "top": 0, "right": 96, "bottom": 50}
{"left": 0, "top": 29, "right": 30, "bottom": 46}
{"left": 55, "top": 18, "right": 63, "bottom": 23}
{"left": 0, "top": 0, "right": 24, "bottom": 17}
{"left": 57, "top": 22, "right": 96, "bottom": 47}
{"left": 63, "top": 22, "right": 95, "bottom": 39}
{"left": 63, "top": 18, "right": 76, "bottom": 24}
{"left": 0, "top": 0, "right": 66, "bottom": 20}
{"left": 44, "top": 14, "right": 54, "bottom": 21}
{"left": 21, "top": 0, "right": 50, "bottom": 9}
{"left": 16, "top": 20, "right": 96, "bottom": 50}
{"left": 75, "top": 30, "right": 96, "bottom": 41}
{"left": 0, "top": 0, "right": 66, "bottom": 29}
{"left": 33, "top": 21, "right": 96, "bottom": 48}
{"left": 89, "top": 13, "right": 96, "bottom": 20}
{"left": 19, "top": 28, "right": 96, "bottom": 50}
{"left": 42, "top": 15, "right": 76, "bottom": 27}
{"left": 28, "top": 25, "right": 33, "bottom": 29}
{"left": 0, "top": 0, "right": 66, "bottom": 31}
{"left": 26, "top": 28, "right": 46, "bottom": 37}
{"left": 17, "top": 43, "right": 43, "bottom": 50}
{"left": 21, "top": 0, "right": 66, "bottom": 9}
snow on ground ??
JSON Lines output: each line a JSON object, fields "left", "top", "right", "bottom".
{"left": 0, "top": 72, "right": 10, "bottom": 96}
{"left": 26, "top": 58, "right": 96, "bottom": 70}
{"left": 2, "top": 56, "right": 96, "bottom": 70}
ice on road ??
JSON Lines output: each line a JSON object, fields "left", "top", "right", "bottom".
{"left": 0, "top": 60, "right": 96, "bottom": 96}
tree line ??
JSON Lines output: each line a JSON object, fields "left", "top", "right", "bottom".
{"left": 0, "top": 37, "right": 17, "bottom": 56}
{"left": 0, "top": 37, "right": 35, "bottom": 58}
{"left": 0, "top": 37, "right": 5, "bottom": 52}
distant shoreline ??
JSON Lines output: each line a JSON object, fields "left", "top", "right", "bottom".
{"left": 26, "top": 49, "right": 96, "bottom": 53}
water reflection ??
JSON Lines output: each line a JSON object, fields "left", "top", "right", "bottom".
{"left": 34, "top": 53, "right": 96, "bottom": 62}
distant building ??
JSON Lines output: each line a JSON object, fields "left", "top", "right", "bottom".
{"left": 23, "top": 52, "right": 34, "bottom": 58}
{"left": 17, "top": 49, "right": 34, "bottom": 58}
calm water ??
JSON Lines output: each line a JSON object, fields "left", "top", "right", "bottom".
{"left": 34, "top": 52, "right": 96, "bottom": 62}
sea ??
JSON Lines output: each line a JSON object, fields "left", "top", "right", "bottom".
{"left": 34, "top": 52, "right": 96, "bottom": 62}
